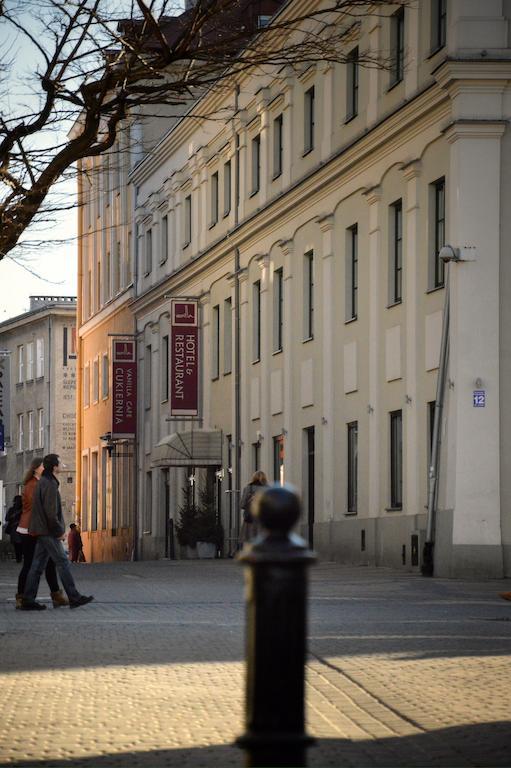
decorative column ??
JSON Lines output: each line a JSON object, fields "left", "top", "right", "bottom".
{"left": 256, "top": 89, "right": 270, "bottom": 206}
{"left": 258, "top": 254, "right": 272, "bottom": 476}
{"left": 279, "top": 239, "right": 295, "bottom": 484}
{"left": 281, "top": 72, "right": 294, "bottom": 188}
{"left": 366, "top": 20, "right": 381, "bottom": 125}
{"left": 198, "top": 148, "right": 209, "bottom": 252}
{"left": 234, "top": 111, "right": 248, "bottom": 222}
{"left": 402, "top": 160, "right": 421, "bottom": 518}
{"left": 320, "top": 63, "right": 334, "bottom": 161}
{"left": 172, "top": 172, "right": 183, "bottom": 265}
{"left": 190, "top": 155, "right": 201, "bottom": 256}
{"left": 364, "top": 186, "right": 382, "bottom": 518}
{"left": 404, "top": 1, "right": 420, "bottom": 98}
{"left": 443, "top": 118, "right": 505, "bottom": 576}
{"left": 318, "top": 215, "right": 335, "bottom": 521}
{"left": 200, "top": 292, "right": 211, "bottom": 428}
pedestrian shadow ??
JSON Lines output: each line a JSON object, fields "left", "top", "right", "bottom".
{"left": 7, "top": 722, "right": 511, "bottom": 767}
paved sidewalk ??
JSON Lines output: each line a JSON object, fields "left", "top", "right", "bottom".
{"left": 0, "top": 560, "right": 510, "bottom": 766}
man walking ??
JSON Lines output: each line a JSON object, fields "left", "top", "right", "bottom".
{"left": 22, "top": 454, "right": 94, "bottom": 611}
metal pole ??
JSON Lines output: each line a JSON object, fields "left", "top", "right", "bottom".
{"left": 236, "top": 486, "right": 316, "bottom": 767}
{"left": 422, "top": 263, "right": 450, "bottom": 576}
{"left": 233, "top": 84, "right": 242, "bottom": 548}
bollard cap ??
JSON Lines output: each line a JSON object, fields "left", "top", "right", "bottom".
{"left": 238, "top": 484, "right": 316, "bottom": 565}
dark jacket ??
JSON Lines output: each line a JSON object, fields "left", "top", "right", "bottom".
{"left": 240, "top": 482, "right": 268, "bottom": 523}
{"left": 29, "top": 474, "right": 65, "bottom": 538}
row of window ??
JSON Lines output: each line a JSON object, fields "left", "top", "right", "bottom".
{"left": 16, "top": 339, "right": 45, "bottom": 383}
{"left": 83, "top": 353, "right": 109, "bottom": 407}
{"left": 138, "top": 2, "right": 447, "bottom": 277}
{"left": 16, "top": 410, "right": 44, "bottom": 453}
{"left": 81, "top": 446, "right": 132, "bottom": 532}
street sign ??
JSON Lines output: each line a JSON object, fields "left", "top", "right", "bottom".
{"left": 473, "top": 390, "right": 486, "bottom": 408}
{"left": 170, "top": 299, "right": 199, "bottom": 417}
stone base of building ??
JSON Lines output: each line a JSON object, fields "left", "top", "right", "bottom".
{"left": 310, "top": 511, "right": 508, "bottom": 579}
{"left": 82, "top": 528, "right": 134, "bottom": 563}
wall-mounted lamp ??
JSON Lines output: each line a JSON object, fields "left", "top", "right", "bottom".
{"left": 367, "top": 404, "right": 374, "bottom": 414}
{"left": 405, "top": 394, "right": 412, "bottom": 405}
{"left": 474, "top": 378, "right": 483, "bottom": 389}
{"left": 321, "top": 416, "right": 328, "bottom": 425}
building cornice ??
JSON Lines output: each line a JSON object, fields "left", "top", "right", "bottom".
{"left": 78, "top": 287, "right": 134, "bottom": 338}
{"left": 0, "top": 304, "right": 77, "bottom": 334}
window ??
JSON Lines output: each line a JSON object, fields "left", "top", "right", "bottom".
{"left": 428, "top": 400, "right": 436, "bottom": 462}
{"left": 144, "top": 345, "right": 152, "bottom": 409}
{"left": 432, "top": 178, "right": 445, "bottom": 288}
{"left": 26, "top": 342, "right": 34, "bottom": 380}
{"left": 17, "top": 345, "right": 24, "bottom": 383}
{"left": 346, "top": 224, "right": 358, "bottom": 320}
{"left": 161, "top": 215, "right": 168, "bottom": 263}
{"left": 83, "top": 363, "right": 90, "bottom": 407}
{"left": 273, "top": 435, "right": 285, "bottom": 485}
{"left": 390, "top": 200, "right": 403, "bottom": 304}
{"left": 346, "top": 47, "right": 359, "bottom": 120}
{"left": 273, "top": 114, "right": 283, "bottom": 178}
{"left": 184, "top": 194, "right": 192, "bottom": 246}
{"left": 105, "top": 251, "right": 111, "bottom": 302}
{"left": 273, "top": 268, "right": 284, "bottom": 352}
{"left": 145, "top": 228, "right": 152, "bottom": 275}
{"left": 93, "top": 357, "right": 99, "bottom": 402}
{"left": 253, "top": 441, "right": 260, "bottom": 472}
{"left": 390, "top": 8, "right": 405, "bottom": 86}
{"left": 212, "top": 305, "right": 220, "bottom": 379}
{"left": 145, "top": 472, "right": 152, "bottom": 533}
{"left": 224, "top": 298, "right": 232, "bottom": 375}
{"left": 304, "top": 86, "right": 315, "bottom": 153}
{"left": 224, "top": 160, "right": 231, "bottom": 216}
{"left": 102, "top": 353, "right": 109, "bottom": 398}
{"left": 91, "top": 451, "right": 98, "bottom": 531}
{"left": 304, "top": 250, "right": 314, "bottom": 339}
{"left": 251, "top": 134, "right": 261, "bottom": 194}
{"left": 431, "top": 0, "right": 446, "bottom": 51}
{"left": 28, "top": 411, "right": 34, "bottom": 450}
{"left": 161, "top": 335, "right": 169, "bottom": 402}
{"left": 37, "top": 408, "right": 44, "bottom": 449}
{"left": 390, "top": 410, "right": 403, "bottom": 509}
{"left": 211, "top": 171, "right": 219, "bottom": 225}
{"left": 17, "top": 413, "right": 24, "bottom": 452}
{"left": 36, "top": 338, "right": 44, "bottom": 378}
{"left": 115, "top": 241, "right": 121, "bottom": 291}
{"left": 81, "top": 454, "right": 89, "bottom": 532}
{"left": 257, "top": 14, "right": 272, "bottom": 28}
{"left": 252, "top": 280, "right": 261, "bottom": 362}
{"left": 101, "top": 446, "right": 109, "bottom": 529}
{"left": 347, "top": 421, "right": 358, "bottom": 514}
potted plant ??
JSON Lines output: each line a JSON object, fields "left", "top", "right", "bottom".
{"left": 196, "top": 483, "right": 223, "bottom": 559}
{"left": 175, "top": 485, "right": 201, "bottom": 558}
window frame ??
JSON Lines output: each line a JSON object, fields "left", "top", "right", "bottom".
{"left": 390, "top": 409, "right": 403, "bottom": 509}
{"left": 17, "top": 345, "right": 24, "bottom": 384}
{"left": 303, "top": 250, "right": 314, "bottom": 340}
{"left": 17, "top": 413, "right": 24, "bottom": 452}
{"left": 347, "top": 421, "right": 358, "bottom": 515}
{"left": 390, "top": 7, "right": 405, "bottom": 87}
{"left": 210, "top": 170, "right": 219, "bottom": 226}
{"left": 211, "top": 304, "right": 220, "bottom": 380}
{"left": 223, "top": 160, "right": 232, "bottom": 217}
{"left": 432, "top": 178, "right": 446, "bottom": 289}
{"left": 37, "top": 408, "right": 44, "bottom": 449}
{"left": 273, "top": 113, "right": 283, "bottom": 179}
{"left": 304, "top": 86, "right": 315, "bottom": 154}
{"left": 431, "top": 0, "right": 447, "bottom": 52}
{"left": 101, "top": 352, "right": 109, "bottom": 399}
{"left": 144, "top": 344, "right": 152, "bottom": 410}
{"left": 145, "top": 227, "right": 153, "bottom": 275}
{"left": 161, "top": 335, "right": 169, "bottom": 402}
{"left": 161, "top": 214, "right": 168, "bottom": 264}
{"left": 390, "top": 200, "right": 403, "bottom": 305}
{"left": 252, "top": 280, "right": 261, "bottom": 362}
{"left": 346, "top": 224, "right": 358, "bottom": 321}
{"left": 251, "top": 134, "right": 261, "bottom": 195}
{"left": 346, "top": 46, "right": 359, "bottom": 121}
{"left": 223, "top": 297, "right": 232, "bottom": 375}
{"left": 273, "top": 267, "right": 284, "bottom": 353}
{"left": 183, "top": 194, "right": 192, "bottom": 247}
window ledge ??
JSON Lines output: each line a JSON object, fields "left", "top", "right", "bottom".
{"left": 345, "top": 316, "right": 357, "bottom": 325}
{"left": 35, "top": 376, "right": 44, "bottom": 382}
{"left": 425, "top": 284, "right": 445, "bottom": 295}
{"left": 249, "top": 189, "right": 260, "bottom": 199}
{"left": 208, "top": 221, "right": 218, "bottom": 230}
{"left": 211, "top": 375, "right": 220, "bottom": 382}
{"left": 344, "top": 112, "right": 357, "bottom": 125}
{"left": 223, "top": 210, "right": 231, "bottom": 219}
{"left": 159, "top": 259, "right": 168, "bottom": 267}
{"left": 252, "top": 358, "right": 261, "bottom": 366}
{"left": 303, "top": 335, "right": 314, "bottom": 344}
{"left": 427, "top": 44, "right": 445, "bottom": 60}
{"left": 302, "top": 147, "right": 314, "bottom": 158}
{"left": 386, "top": 300, "right": 402, "bottom": 309}
{"left": 344, "top": 511, "right": 358, "bottom": 517}
{"left": 385, "top": 506, "right": 403, "bottom": 512}
{"left": 182, "top": 241, "right": 191, "bottom": 250}
{"left": 272, "top": 348, "right": 283, "bottom": 356}
{"left": 387, "top": 78, "right": 403, "bottom": 94}
{"left": 26, "top": 378, "right": 34, "bottom": 384}
{"left": 16, "top": 382, "right": 23, "bottom": 388}
{"left": 272, "top": 171, "right": 282, "bottom": 182}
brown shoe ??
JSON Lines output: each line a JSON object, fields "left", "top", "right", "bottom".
{"left": 499, "top": 592, "right": 511, "bottom": 601}
{"left": 15, "top": 593, "right": 23, "bottom": 610}
{"left": 51, "top": 590, "right": 69, "bottom": 608}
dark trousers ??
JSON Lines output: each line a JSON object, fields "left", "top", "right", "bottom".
{"left": 17, "top": 534, "right": 59, "bottom": 596}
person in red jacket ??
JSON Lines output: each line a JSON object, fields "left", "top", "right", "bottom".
{"left": 67, "top": 523, "right": 83, "bottom": 563}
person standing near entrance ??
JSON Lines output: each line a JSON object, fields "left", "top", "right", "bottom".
{"left": 22, "top": 454, "right": 94, "bottom": 611}
{"left": 240, "top": 471, "right": 269, "bottom": 544}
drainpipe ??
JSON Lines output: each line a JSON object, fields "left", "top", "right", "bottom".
{"left": 422, "top": 249, "right": 458, "bottom": 576}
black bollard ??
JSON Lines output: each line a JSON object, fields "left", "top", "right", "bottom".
{"left": 236, "top": 485, "right": 316, "bottom": 768}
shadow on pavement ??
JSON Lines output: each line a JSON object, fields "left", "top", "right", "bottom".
{"left": 7, "top": 722, "right": 511, "bottom": 768}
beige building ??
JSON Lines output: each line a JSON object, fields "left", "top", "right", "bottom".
{"left": 0, "top": 296, "right": 77, "bottom": 522}
{"left": 80, "top": 0, "right": 511, "bottom": 577}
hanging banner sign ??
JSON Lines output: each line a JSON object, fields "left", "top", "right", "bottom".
{"left": 112, "top": 340, "right": 137, "bottom": 438}
{"left": 171, "top": 299, "right": 199, "bottom": 416}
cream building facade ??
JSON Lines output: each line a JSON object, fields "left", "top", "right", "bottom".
{"left": 82, "top": 0, "right": 511, "bottom": 577}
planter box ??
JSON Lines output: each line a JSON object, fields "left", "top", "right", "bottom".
{"left": 197, "top": 541, "right": 216, "bottom": 559}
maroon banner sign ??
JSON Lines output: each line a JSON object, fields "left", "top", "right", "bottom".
{"left": 112, "top": 340, "right": 137, "bottom": 438}
{"left": 171, "top": 299, "right": 199, "bottom": 416}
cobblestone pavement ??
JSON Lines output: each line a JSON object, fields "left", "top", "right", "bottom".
{"left": 0, "top": 559, "right": 510, "bottom": 767}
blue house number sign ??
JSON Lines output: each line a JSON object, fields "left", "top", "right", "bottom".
{"left": 473, "top": 390, "right": 486, "bottom": 408}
